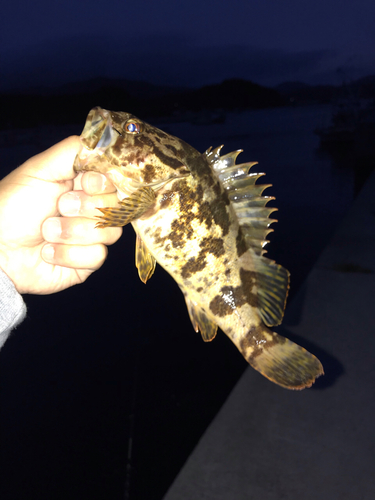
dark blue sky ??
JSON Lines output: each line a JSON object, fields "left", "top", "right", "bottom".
{"left": 1, "top": 0, "right": 374, "bottom": 91}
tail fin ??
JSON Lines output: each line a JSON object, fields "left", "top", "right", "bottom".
{"left": 239, "top": 326, "right": 323, "bottom": 390}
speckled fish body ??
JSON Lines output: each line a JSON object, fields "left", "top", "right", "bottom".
{"left": 74, "top": 107, "right": 323, "bottom": 389}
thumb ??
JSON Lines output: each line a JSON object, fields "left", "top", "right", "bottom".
{"left": 21, "top": 136, "right": 81, "bottom": 183}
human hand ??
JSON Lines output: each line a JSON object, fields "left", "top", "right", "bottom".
{"left": 0, "top": 136, "right": 122, "bottom": 294}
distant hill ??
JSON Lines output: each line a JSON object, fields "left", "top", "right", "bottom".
{"left": 276, "top": 81, "right": 312, "bottom": 93}
{"left": 0, "top": 77, "right": 284, "bottom": 129}
{"left": 15, "top": 77, "right": 188, "bottom": 99}
{"left": 276, "top": 74, "right": 375, "bottom": 103}
{"left": 177, "top": 79, "right": 284, "bottom": 111}
{"left": 1, "top": 74, "right": 375, "bottom": 129}
{"left": 275, "top": 81, "right": 336, "bottom": 103}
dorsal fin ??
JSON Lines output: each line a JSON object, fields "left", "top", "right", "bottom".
{"left": 206, "top": 146, "right": 290, "bottom": 326}
{"left": 205, "top": 146, "right": 276, "bottom": 256}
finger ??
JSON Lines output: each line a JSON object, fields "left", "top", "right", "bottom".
{"left": 58, "top": 191, "right": 121, "bottom": 218}
{"left": 81, "top": 171, "right": 117, "bottom": 195}
{"left": 73, "top": 172, "right": 84, "bottom": 190}
{"left": 22, "top": 136, "right": 81, "bottom": 182}
{"left": 42, "top": 216, "right": 122, "bottom": 245}
{"left": 41, "top": 243, "right": 108, "bottom": 271}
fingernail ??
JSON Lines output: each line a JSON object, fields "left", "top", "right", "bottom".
{"left": 42, "top": 244, "right": 55, "bottom": 262}
{"left": 59, "top": 191, "right": 81, "bottom": 216}
{"left": 43, "top": 218, "right": 62, "bottom": 240}
{"left": 88, "top": 172, "right": 106, "bottom": 193}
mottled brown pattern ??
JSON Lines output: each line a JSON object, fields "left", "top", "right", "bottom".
{"left": 143, "top": 164, "right": 156, "bottom": 184}
{"left": 239, "top": 326, "right": 267, "bottom": 359}
{"left": 152, "top": 227, "right": 168, "bottom": 247}
{"left": 123, "top": 152, "right": 138, "bottom": 164}
{"left": 209, "top": 269, "right": 257, "bottom": 317}
{"left": 165, "top": 180, "right": 209, "bottom": 249}
{"left": 152, "top": 129, "right": 169, "bottom": 140}
{"left": 200, "top": 236, "right": 225, "bottom": 257}
{"left": 134, "top": 134, "right": 155, "bottom": 150}
{"left": 197, "top": 201, "right": 213, "bottom": 230}
{"left": 181, "top": 256, "right": 207, "bottom": 278}
{"left": 212, "top": 181, "right": 222, "bottom": 197}
{"left": 170, "top": 217, "right": 193, "bottom": 249}
{"left": 236, "top": 228, "right": 248, "bottom": 257}
{"left": 151, "top": 142, "right": 185, "bottom": 170}
{"left": 240, "top": 268, "right": 258, "bottom": 308}
{"left": 111, "top": 144, "right": 123, "bottom": 159}
{"left": 209, "top": 289, "right": 237, "bottom": 317}
{"left": 175, "top": 181, "right": 214, "bottom": 231}
{"left": 195, "top": 185, "right": 204, "bottom": 199}
{"left": 165, "top": 144, "right": 179, "bottom": 156}
{"left": 211, "top": 285, "right": 240, "bottom": 315}
{"left": 180, "top": 237, "right": 225, "bottom": 279}
{"left": 209, "top": 191, "right": 231, "bottom": 236}
{"left": 240, "top": 326, "right": 287, "bottom": 364}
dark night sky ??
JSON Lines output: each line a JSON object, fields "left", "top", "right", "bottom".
{"left": 1, "top": 0, "right": 375, "bottom": 91}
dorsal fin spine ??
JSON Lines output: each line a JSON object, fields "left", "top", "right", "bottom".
{"left": 205, "top": 147, "right": 277, "bottom": 256}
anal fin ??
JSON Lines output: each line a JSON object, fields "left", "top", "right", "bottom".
{"left": 185, "top": 297, "right": 218, "bottom": 342}
{"left": 135, "top": 233, "right": 156, "bottom": 284}
{"left": 95, "top": 186, "right": 156, "bottom": 228}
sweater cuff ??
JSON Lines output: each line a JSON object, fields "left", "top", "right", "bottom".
{"left": 0, "top": 268, "right": 27, "bottom": 349}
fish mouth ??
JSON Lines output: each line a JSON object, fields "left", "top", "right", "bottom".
{"left": 81, "top": 107, "right": 116, "bottom": 151}
{"left": 74, "top": 107, "right": 117, "bottom": 173}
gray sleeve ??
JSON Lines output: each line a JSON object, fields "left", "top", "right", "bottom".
{"left": 0, "top": 267, "right": 27, "bottom": 349}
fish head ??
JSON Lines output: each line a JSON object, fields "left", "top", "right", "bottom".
{"left": 74, "top": 107, "right": 191, "bottom": 197}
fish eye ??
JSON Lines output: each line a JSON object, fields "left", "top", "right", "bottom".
{"left": 124, "top": 120, "right": 142, "bottom": 134}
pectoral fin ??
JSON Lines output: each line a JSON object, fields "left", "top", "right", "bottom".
{"left": 185, "top": 297, "right": 218, "bottom": 342}
{"left": 95, "top": 186, "right": 156, "bottom": 228}
{"left": 135, "top": 233, "right": 156, "bottom": 284}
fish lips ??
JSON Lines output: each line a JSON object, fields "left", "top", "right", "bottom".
{"left": 74, "top": 107, "right": 117, "bottom": 173}
{"left": 81, "top": 106, "right": 114, "bottom": 150}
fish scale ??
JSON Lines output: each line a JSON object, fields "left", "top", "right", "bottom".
{"left": 74, "top": 106, "right": 324, "bottom": 390}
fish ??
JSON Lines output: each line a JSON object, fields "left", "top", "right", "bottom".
{"left": 74, "top": 106, "right": 324, "bottom": 390}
